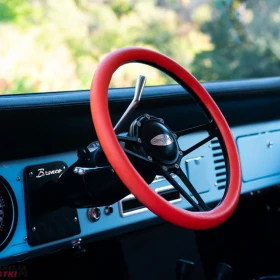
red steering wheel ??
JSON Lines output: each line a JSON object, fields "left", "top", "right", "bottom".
{"left": 90, "top": 47, "right": 241, "bottom": 230}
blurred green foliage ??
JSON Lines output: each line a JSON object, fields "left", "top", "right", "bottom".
{"left": 0, "top": 0, "right": 279, "bottom": 94}
{"left": 191, "top": 0, "right": 280, "bottom": 80}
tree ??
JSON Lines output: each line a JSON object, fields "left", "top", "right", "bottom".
{"left": 191, "top": 0, "right": 280, "bottom": 81}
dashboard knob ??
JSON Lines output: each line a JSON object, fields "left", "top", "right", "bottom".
{"left": 87, "top": 207, "right": 101, "bottom": 222}
{"left": 104, "top": 205, "right": 113, "bottom": 215}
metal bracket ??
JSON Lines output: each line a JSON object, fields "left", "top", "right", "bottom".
{"left": 73, "top": 166, "right": 110, "bottom": 175}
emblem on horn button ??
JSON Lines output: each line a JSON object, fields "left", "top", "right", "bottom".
{"left": 150, "top": 134, "right": 173, "bottom": 146}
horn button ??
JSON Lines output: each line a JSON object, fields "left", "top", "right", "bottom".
{"left": 140, "top": 118, "right": 179, "bottom": 165}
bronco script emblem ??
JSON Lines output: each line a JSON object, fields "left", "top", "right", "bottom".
{"left": 150, "top": 134, "right": 173, "bottom": 146}
{"left": 36, "top": 168, "right": 63, "bottom": 178}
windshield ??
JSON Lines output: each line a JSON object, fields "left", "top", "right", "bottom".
{"left": 0, "top": 0, "right": 279, "bottom": 95}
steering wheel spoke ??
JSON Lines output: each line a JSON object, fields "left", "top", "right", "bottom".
{"left": 122, "top": 147, "right": 152, "bottom": 164}
{"left": 175, "top": 168, "right": 210, "bottom": 211}
{"left": 118, "top": 135, "right": 153, "bottom": 164}
{"left": 175, "top": 121, "right": 215, "bottom": 137}
{"left": 161, "top": 169, "right": 205, "bottom": 212}
{"left": 181, "top": 134, "right": 216, "bottom": 156}
{"left": 117, "top": 135, "right": 140, "bottom": 144}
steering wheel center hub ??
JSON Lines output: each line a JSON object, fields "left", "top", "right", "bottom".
{"left": 131, "top": 115, "right": 179, "bottom": 165}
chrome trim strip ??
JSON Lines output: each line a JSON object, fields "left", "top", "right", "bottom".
{"left": 119, "top": 185, "right": 182, "bottom": 217}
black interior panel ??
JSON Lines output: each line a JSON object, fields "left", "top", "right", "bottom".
{"left": 24, "top": 162, "right": 81, "bottom": 246}
{"left": 196, "top": 185, "right": 280, "bottom": 280}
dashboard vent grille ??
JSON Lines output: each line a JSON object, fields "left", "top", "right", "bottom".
{"left": 211, "top": 138, "right": 227, "bottom": 190}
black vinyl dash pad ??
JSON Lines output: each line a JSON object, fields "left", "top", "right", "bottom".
{"left": 24, "top": 161, "right": 81, "bottom": 246}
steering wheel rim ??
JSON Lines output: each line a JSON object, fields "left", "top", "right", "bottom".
{"left": 90, "top": 47, "right": 241, "bottom": 230}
